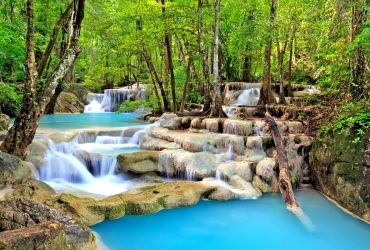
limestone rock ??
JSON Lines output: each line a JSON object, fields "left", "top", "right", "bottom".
{"left": 0, "top": 114, "right": 10, "bottom": 131}
{"left": 160, "top": 114, "right": 181, "bottom": 130}
{"left": 205, "top": 185, "right": 236, "bottom": 201}
{"left": 190, "top": 118, "right": 204, "bottom": 129}
{"left": 0, "top": 152, "right": 35, "bottom": 185}
{"left": 255, "top": 158, "right": 277, "bottom": 181}
{"left": 223, "top": 119, "right": 254, "bottom": 136}
{"left": 217, "top": 161, "right": 253, "bottom": 182}
{"left": 0, "top": 221, "right": 69, "bottom": 250}
{"left": 54, "top": 92, "right": 84, "bottom": 114}
{"left": 139, "top": 134, "right": 181, "bottom": 151}
{"left": 117, "top": 151, "right": 160, "bottom": 174}
{"left": 64, "top": 85, "right": 91, "bottom": 105}
{"left": 310, "top": 129, "right": 370, "bottom": 222}
{"left": 9, "top": 178, "right": 56, "bottom": 201}
{"left": 0, "top": 197, "right": 96, "bottom": 249}
{"left": 27, "top": 139, "right": 49, "bottom": 168}
{"left": 229, "top": 175, "right": 262, "bottom": 197}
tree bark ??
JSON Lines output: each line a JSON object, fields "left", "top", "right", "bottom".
{"left": 0, "top": 0, "right": 86, "bottom": 160}
{"left": 180, "top": 57, "right": 191, "bottom": 112}
{"left": 265, "top": 112, "right": 299, "bottom": 209}
{"left": 198, "top": 0, "right": 211, "bottom": 114}
{"left": 258, "top": 0, "right": 277, "bottom": 106}
{"left": 142, "top": 48, "right": 169, "bottom": 112}
{"left": 210, "top": 0, "right": 227, "bottom": 118}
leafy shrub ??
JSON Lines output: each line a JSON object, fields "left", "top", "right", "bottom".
{"left": 0, "top": 82, "right": 22, "bottom": 117}
{"left": 116, "top": 99, "right": 151, "bottom": 113}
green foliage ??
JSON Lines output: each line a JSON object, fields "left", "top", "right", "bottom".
{"left": 116, "top": 100, "right": 150, "bottom": 113}
{"left": 290, "top": 175, "right": 298, "bottom": 184}
{"left": 0, "top": 83, "right": 22, "bottom": 117}
{"left": 320, "top": 100, "right": 370, "bottom": 144}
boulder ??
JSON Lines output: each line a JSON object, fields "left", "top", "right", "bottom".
{"left": 9, "top": 179, "right": 56, "bottom": 201}
{"left": 217, "top": 161, "right": 253, "bottom": 182}
{"left": 0, "top": 197, "right": 96, "bottom": 249}
{"left": 0, "top": 114, "right": 10, "bottom": 131}
{"left": 0, "top": 152, "right": 35, "bottom": 185}
{"left": 255, "top": 158, "right": 277, "bottom": 181}
{"left": 229, "top": 175, "right": 262, "bottom": 197}
{"left": 64, "top": 85, "right": 91, "bottom": 105}
{"left": 117, "top": 151, "right": 160, "bottom": 174}
{"left": 159, "top": 114, "right": 181, "bottom": 130}
{"left": 27, "top": 139, "right": 49, "bottom": 168}
{"left": 139, "top": 134, "right": 181, "bottom": 151}
{"left": 0, "top": 221, "right": 69, "bottom": 250}
{"left": 54, "top": 92, "right": 84, "bottom": 114}
{"left": 158, "top": 150, "right": 220, "bottom": 179}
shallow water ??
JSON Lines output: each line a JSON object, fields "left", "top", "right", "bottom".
{"left": 11, "top": 113, "right": 147, "bottom": 130}
{"left": 91, "top": 188, "right": 370, "bottom": 250}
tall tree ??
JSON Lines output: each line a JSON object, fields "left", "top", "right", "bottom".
{"left": 258, "top": 0, "right": 277, "bottom": 106}
{"left": 209, "top": 0, "right": 227, "bottom": 117}
{"left": 0, "top": 0, "right": 86, "bottom": 159}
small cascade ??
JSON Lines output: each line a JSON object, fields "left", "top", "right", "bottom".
{"left": 226, "top": 142, "right": 234, "bottom": 161}
{"left": 39, "top": 140, "right": 95, "bottom": 183}
{"left": 84, "top": 86, "right": 148, "bottom": 113}
{"left": 215, "top": 169, "right": 222, "bottom": 181}
{"left": 185, "top": 166, "right": 196, "bottom": 181}
{"left": 232, "top": 88, "right": 260, "bottom": 106}
{"left": 95, "top": 136, "right": 123, "bottom": 144}
{"left": 38, "top": 124, "right": 153, "bottom": 196}
{"left": 90, "top": 155, "right": 117, "bottom": 176}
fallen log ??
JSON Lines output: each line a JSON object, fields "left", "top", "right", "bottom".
{"left": 265, "top": 112, "right": 299, "bottom": 209}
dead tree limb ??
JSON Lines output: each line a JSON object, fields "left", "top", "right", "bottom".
{"left": 265, "top": 111, "right": 299, "bottom": 209}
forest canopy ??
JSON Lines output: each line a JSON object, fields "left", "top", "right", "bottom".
{"left": 0, "top": 0, "right": 369, "bottom": 116}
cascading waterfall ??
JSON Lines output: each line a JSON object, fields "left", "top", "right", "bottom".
{"left": 38, "top": 127, "right": 148, "bottom": 196}
{"left": 226, "top": 142, "right": 234, "bottom": 161}
{"left": 84, "top": 86, "right": 148, "bottom": 113}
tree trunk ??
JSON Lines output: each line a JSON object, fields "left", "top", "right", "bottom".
{"left": 258, "top": 0, "right": 277, "bottom": 106}
{"left": 198, "top": 0, "right": 211, "bottom": 114}
{"left": 0, "top": 0, "right": 86, "bottom": 160}
{"left": 277, "top": 40, "right": 288, "bottom": 105}
{"left": 210, "top": 0, "right": 227, "bottom": 118}
{"left": 265, "top": 112, "right": 299, "bottom": 209}
{"left": 142, "top": 48, "right": 169, "bottom": 112}
{"left": 287, "top": 36, "right": 294, "bottom": 97}
{"left": 165, "top": 34, "right": 177, "bottom": 113}
{"left": 180, "top": 56, "right": 191, "bottom": 112}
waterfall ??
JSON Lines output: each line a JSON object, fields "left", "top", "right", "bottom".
{"left": 38, "top": 125, "right": 151, "bottom": 196}
{"left": 215, "top": 169, "right": 222, "bottom": 181}
{"left": 226, "top": 142, "right": 234, "bottom": 161}
{"left": 84, "top": 86, "right": 148, "bottom": 113}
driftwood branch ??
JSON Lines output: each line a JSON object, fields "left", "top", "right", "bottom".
{"left": 265, "top": 111, "right": 299, "bottom": 209}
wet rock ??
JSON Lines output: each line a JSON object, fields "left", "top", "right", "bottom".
{"left": 54, "top": 92, "right": 84, "bottom": 114}
{"left": 8, "top": 178, "right": 56, "bottom": 202}
{"left": 64, "top": 85, "right": 91, "bottom": 105}
{"left": 255, "top": 158, "right": 277, "bottom": 181}
{"left": 0, "top": 197, "right": 96, "bottom": 249}
{"left": 252, "top": 175, "right": 279, "bottom": 193}
{"left": 139, "top": 134, "right": 181, "bottom": 151}
{"left": 202, "top": 118, "right": 223, "bottom": 133}
{"left": 0, "top": 152, "right": 35, "bottom": 185}
{"left": 205, "top": 185, "right": 236, "bottom": 201}
{"left": 28, "top": 139, "right": 49, "bottom": 168}
{"left": 117, "top": 151, "right": 160, "bottom": 174}
{"left": 217, "top": 161, "right": 253, "bottom": 182}
{"left": 310, "top": 129, "right": 370, "bottom": 222}
{"left": 190, "top": 118, "right": 204, "bottom": 129}
{"left": 229, "top": 175, "right": 262, "bottom": 197}
{"left": 0, "top": 221, "right": 69, "bottom": 250}
{"left": 285, "top": 121, "right": 304, "bottom": 134}
{"left": 223, "top": 119, "right": 254, "bottom": 136}
{"left": 160, "top": 114, "right": 181, "bottom": 130}
{"left": 140, "top": 172, "right": 164, "bottom": 183}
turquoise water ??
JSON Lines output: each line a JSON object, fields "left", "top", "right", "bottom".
{"left": 10, "top": 113, "right": 147, "bottom": 130}
{"left": 91, "top": 188, "right": 370, "bottom": 250}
